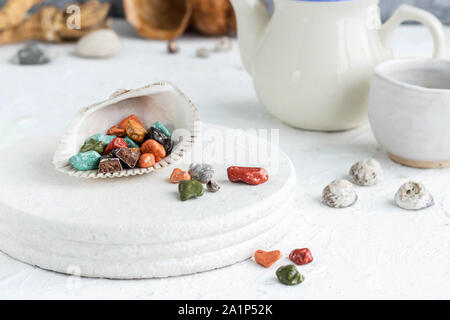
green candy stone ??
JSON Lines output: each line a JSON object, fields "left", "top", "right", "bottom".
{"left": 124, "top": 136, "right": 139, "bottom": 148}
{"left": 85, "top": 134, "right": 115, "bottom": 145}
{"left": 69, "top": 151, "right": 101, "bottom": 171}
{"left": 178, "top": 180, "right": 204, "bottom": 201}
{"left": 80, "top": 139, "right": 106, "bottom": 154}
{"left": 276, "top": 265, "right": 305, "bottom": 286}
{"left": 152, "top": 121, "right": 171, "bottom": 137}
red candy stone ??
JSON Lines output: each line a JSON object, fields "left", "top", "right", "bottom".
{"left": 103, "top": 137, "right": 128, "bottom": 155}
{"left": 289, "top": 248, "right": 314, "bottom": 266}
{"left": 227, "top": 166, "right": 269, "bottom": 185}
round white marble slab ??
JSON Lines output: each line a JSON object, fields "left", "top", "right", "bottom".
{"left": 0, "top": 124, "right": 296, "bottom": 279}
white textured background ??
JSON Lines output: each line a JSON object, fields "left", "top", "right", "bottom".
{"left": 0, "top": 20, "right": 449, "bottom": 299}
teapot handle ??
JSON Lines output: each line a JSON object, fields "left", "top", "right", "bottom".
{"left": 380, "top": 5, "right": 446, "bottom": 59}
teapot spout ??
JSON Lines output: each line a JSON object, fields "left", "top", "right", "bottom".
{"left": 230, "top": 0, "right": 271, "bottom": 74}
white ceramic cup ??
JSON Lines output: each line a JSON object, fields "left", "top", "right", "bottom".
{"left": 368, "top": 59, "right": 450, "bottom": 169}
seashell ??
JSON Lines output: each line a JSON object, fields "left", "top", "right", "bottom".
{"left": 322, "top": 179, "right": 358, "bottom": 209}
{"left": 349, "top": 158, "right": 383, "bottom": 186}
{"left": 53, "top": 81, "right": 201, "bottom": 179}
{"left": 76, "top": 29, "right": 122, "bottom": 59}
{"left": 395, "top": 181, "right": 434, "bottom": 211}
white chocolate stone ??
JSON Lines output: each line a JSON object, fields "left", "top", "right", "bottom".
{"left": 349, "top": 158, "right": 383, "bottom": 186}
{"left": 323, "top": 179, "right": 358, "bottom": 209}
{"left": 395, "top": 181, "right": 434, "bottom": 211}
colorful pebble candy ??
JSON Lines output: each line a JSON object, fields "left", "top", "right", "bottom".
{"left": 138, "top": 153, "right": 156, "bottom": 168}
{"left": 118, "top": 114, "right": 144, "bottom": 130}
{"left": 69, "top": 151, "right": 101, "bottom": 171}
{"left": 178, "top": 180, "right": 204, "bottom": 201}
{"left": 276, "top": 265, "right": 305, "bottom": 286}
{"left": 80, "top": 139, "right": 105, "bottom": 154}
{"left": 170, "top": 168, "right": 191, "bottom": 184}
{"left": 107, "top": 125, "right": 126, "bottom": 137}
{"left": 289, "top": 248, "right": 313, "bottom": 266}
{"left": 124, "top": 136, "right": 139, "bottom": 148}
{"left": 126, "top": 119, "right": 147, "bottom": 143}
{"left": 141, "top": 139, "right": 166, "bottom": 162}
{"left": 206, "top": 180, "right": 220, "bottom": 193}
{"left": 227, "top": 166, "right": 269, "bottom": 185}
{"left": 152, "top": 121, "right": 171, "bottom": 137}
{"left": 254, "top": 250, "right": 282, "bottom": 268}
{"left": 188, "top": 163, "right": 214, "bottom": 184}
{"left": 113, "top": 148, "right": 139, "bottom": 168}
{"left": 98, "top": 156, "right": 123, "bottom": 174}
{"left": 148, "top": 127, "right": 174, "bottom": 155}
{"left": 103, "top": 137, "right": 128, "bottom": 155}
{"left": 70, "top": 115, "right": 175, "bottom": 174}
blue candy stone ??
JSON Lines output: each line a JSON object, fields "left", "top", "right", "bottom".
{"left": 152, "top": 121, "right": 171, "bottom": 138}
{"left": 69, "top": 151, "right": 102, "bottom": 171}
{"left": 124, "top": 136, "right": 139, "bottom": 148}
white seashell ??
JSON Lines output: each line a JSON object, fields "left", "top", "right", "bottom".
{"left": 53, "top": 81, "right": 201, "bottom": 179}
{"left": 323, "top": 180, "right": 358, "bottom": 209}
{"left": 395, "top": 181, "right": 434, "bottom": 211}
{"left": 349, "top": 158, "right": 383, "bottom": 186}
{"left": 76, "top": 29, "right": 122, "bottom": 59}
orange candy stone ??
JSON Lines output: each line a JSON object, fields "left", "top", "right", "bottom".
{"left": 126, "top": 120, "right": 147, "bottom": 144}
{"left": 170, "top": 168, "right": 191, "bottom": 184}
{"left": 138, "top": 153, "right": 155, "bottom": 168}
{"left": 107, "top": 125, "right": 126, "bottom": 137}
{"left": 118, "top": 114, "right": 144, "bottom": 130}
{"left": 254, "top": 250, "right": 282, "bottom": 268}
{"left": 141, "top": 139, "right": 166, "bottom": 162}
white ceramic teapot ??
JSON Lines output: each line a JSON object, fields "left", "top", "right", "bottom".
{"left": 230, "top": 0, "right": 446, "bottom": 131}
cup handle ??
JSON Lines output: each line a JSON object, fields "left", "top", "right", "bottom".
{"left": 380, "top": 5, "right": 446, "bottom": 59}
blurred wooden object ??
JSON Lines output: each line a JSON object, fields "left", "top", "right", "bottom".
{"left": 190, "top": 0, "right": 236, "bottom": 36}
{"left": 0, "top": 0, "right": 111, "bottom": 44}
{"left": 0, "top": 0, "right": 44, "bottom": 30}
{"left": 123, "top": 0, "right": 192, "bottom": 40}
{"left": 123, "top": 0, "right": 237, "bottom": 40}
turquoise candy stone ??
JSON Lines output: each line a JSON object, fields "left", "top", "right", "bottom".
{"left": 69, "top": 151, "right": 102, "bottom": 171}
{"left": 178, "top": 180, "right": 204, "bottom": 201}
{"left": 80, "top": 139, "right": 106, "bottom": 154}
{"left": 85, "top": 134, "right": 115, "bottom": 145}
{"left": 152, "top": 121, "right": 171, "bottom": 137}
{"left": 124, "top": 136, "right": 139, "bottom": 148}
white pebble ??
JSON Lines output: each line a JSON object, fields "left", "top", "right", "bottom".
{"left": 395, "top": 181, "right": 434, "bottom": 210}
{"left": 76, "top": 29, "right": 122, "bottom": 59}
{"left": 349, "top": 158, "right": 383, "bottom": 186}
{"left": 214, "top": 37, "right": 232, "bottom": 52}
{"left": 196, "top": 48, "right": 210, "bottom": 59}
{"left": 322, "top": 180, "right": 358, "bottom": 209}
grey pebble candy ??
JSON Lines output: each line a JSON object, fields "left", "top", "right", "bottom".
{"left": 206, "top": 180, "right": 220, "bottom": 193}
{"left": 17, "top": 43, "right": 49, "bottom": 65}
{"left": 188, "top": 163, "right": 214, "bottom": 184}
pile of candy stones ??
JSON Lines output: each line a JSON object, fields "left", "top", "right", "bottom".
{"left": 69, "top": 115, "right": 174, "bottom": 174}
{"left": 169, "top": 165, "right": 269, "bottom": 201}
{"left": 254, "top": 248, "right": 313, "bottom": 286}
